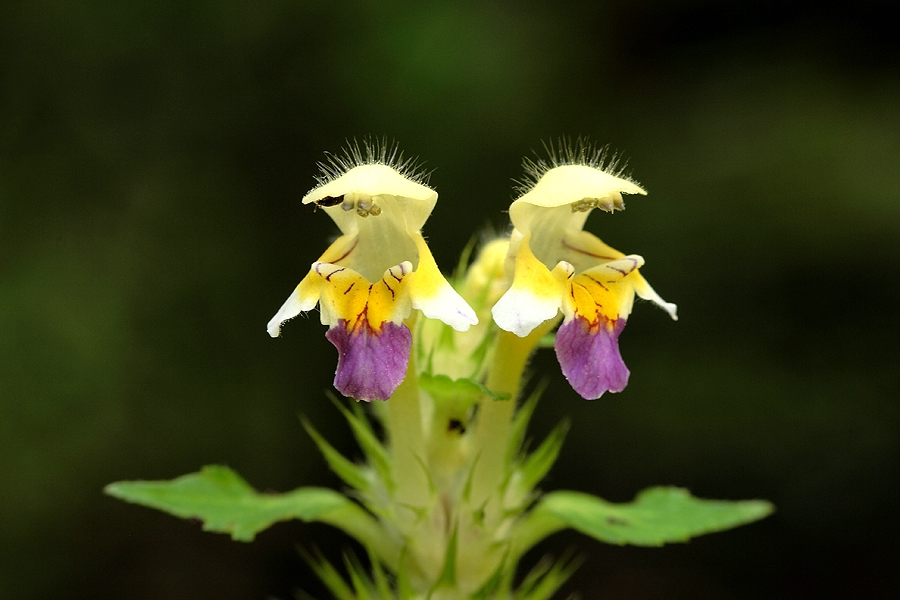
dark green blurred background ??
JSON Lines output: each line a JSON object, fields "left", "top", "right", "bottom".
{"left": 2, "top": 1, "right": 898, "bottom": 598}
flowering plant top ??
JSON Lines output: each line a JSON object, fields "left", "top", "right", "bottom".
{"left": 107, "top": 139, "right": 772, "bottom": 600}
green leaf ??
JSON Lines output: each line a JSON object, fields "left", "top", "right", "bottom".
{"left": 522, "top": 487, "right": 773, "bottom": 549}
{"left": 343, "top": 552, "right": 376, "bottom": 600}
{"left": 300, "top": 547, "right": 356, "bottom": 600}
{"left": 395, "top": 549, "right": 417, "bottom": 600}
{"left": 471, "top": 551, "right": 512, "bottom": 600}
{"left": 513, "top": 419, "right": 569, "bottom": 498}
{"left": 536, "top": 333, "right": 556, "bottom": 349}
{"left": 506, "top": 382, "right": 546, "bottom": 464}
{"left": 367, "top": 547, "right": 394, "bottom": 600}
{"left": 431, "top": 524, "right": 459, "bottom": 591}
{"left": 419, "top": 372, "right": 510, "bottom": 403}
{"left": 452, "top": 235, "right": 478, "bottom": 287}
{"left": 513, "top": 551, "right": 581, "bottom": 600}
{"left": 105, "top": 465, "right": 355, "bottom": 542}
{"left": 328, "top": 393, "right": 393, "bottom": 491}
{"left": 302, "top": 417, "right": 371, "bottom": 492}
{"left": 465, "top": 322, "right": 495, "bottom": 375}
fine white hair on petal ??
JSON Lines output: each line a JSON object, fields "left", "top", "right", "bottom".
{"left": 310, "top": 137, "right": 433, "bottom": 193}
{"left": 513, "top": 136, "right": 641, "bottom": 197}
{"left": 266, "top": 288, "right": 318, "bottom": 337}
{"left": 634, "top": 277, "right": 679, "bottom": 321}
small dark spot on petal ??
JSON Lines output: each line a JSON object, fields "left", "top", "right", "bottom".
{"left": 448, "top": 419, "right": 466, "bottom": 434}
{"left": 315, "top": 195, "right": 344, "bottom": 207}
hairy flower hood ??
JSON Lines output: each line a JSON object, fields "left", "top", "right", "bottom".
{"left": 492, "top": 144, "right": 676, "bottom": 398}
{"left": 267, "top": 144, "right": 476, "bottom": 400}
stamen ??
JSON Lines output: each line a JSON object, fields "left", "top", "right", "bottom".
{"left": 571, "top": 199, "right": 595, "bottom": 213}
{"left": 343, "top": 192, "right": 358, "bottom": 212}
{"left": 356, "top": 197, "right": 371, "bottom": 217}
{"left": 570, "top": 195, "right": 625, "bottom": 213}
{"left": 353, "top": 194, "right": 381, "bottom": 217}
{"left": 368, "top": 196, "right": 383, "bottom": 216}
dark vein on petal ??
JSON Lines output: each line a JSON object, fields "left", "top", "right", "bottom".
{"left": 331, "top": 239, "right": 359, "bottom": 264}
{"left": 562, "top": 239, "right": 617, "bottom": 260}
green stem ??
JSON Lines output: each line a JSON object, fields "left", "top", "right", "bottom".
{"left": 470, "top": 322, "right": 554, "bottom": 504}
{"left": 386, "top": 361, "right": 429, "bottom": 507}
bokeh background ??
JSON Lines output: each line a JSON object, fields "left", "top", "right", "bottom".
{"left": 2, "top": 1, "right": 898, "bottom": 598}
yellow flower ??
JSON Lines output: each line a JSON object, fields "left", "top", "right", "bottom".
{"left": 268, "top": 143, "right": 477, "bottom": 401}
{"left": 492, "top": 143, "right": 676, "bottom": 399}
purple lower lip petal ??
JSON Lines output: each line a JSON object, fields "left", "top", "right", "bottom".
{"left": 554, "top": 316, "right": 629, "bottom": 400}
{"left": 325, "top": 320, "right": 412, "bottom": 401}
